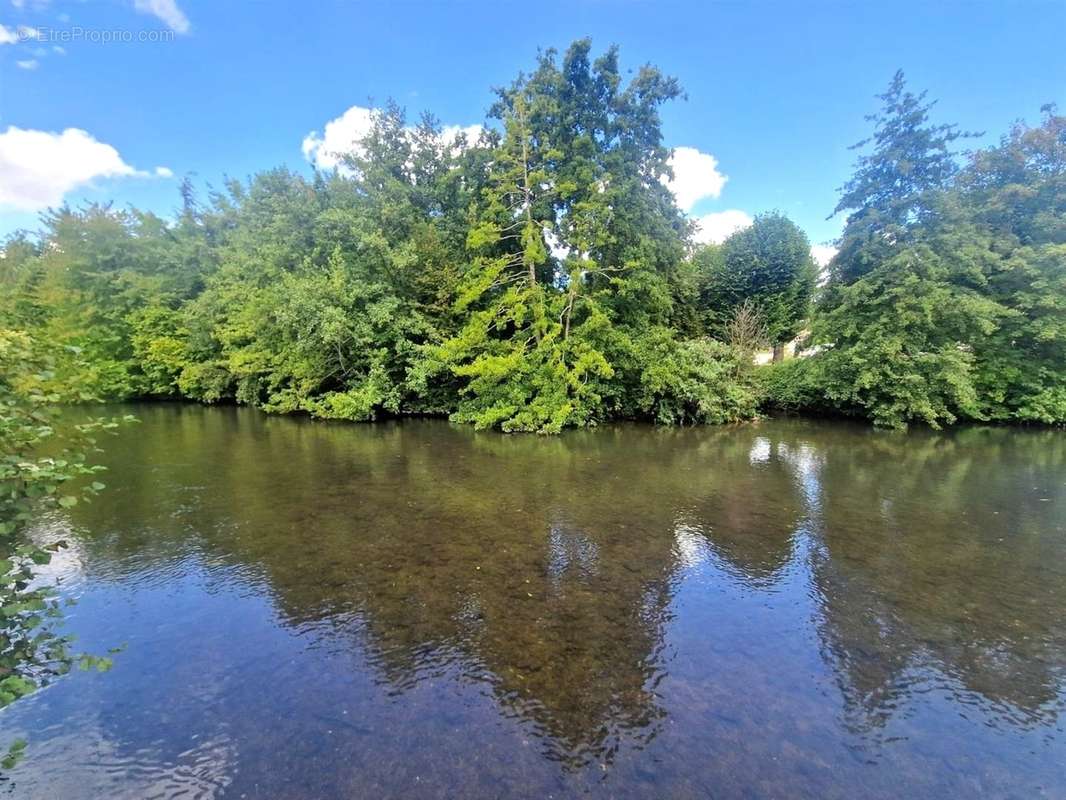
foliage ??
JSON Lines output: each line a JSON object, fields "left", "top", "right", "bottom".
{"left": 697, "top": 213, "right": 817, "bottom": 346}
{"left": 800, "top": 75, "right": 1066, "bottom": 428}
{"left": 830, "top": 69, "right": 978, "bottom": 285}
{"left": 811, "top": 236, "right": 1002, "bottom": 427}
{"left": 436, "top": 40, "right": 743, "bottom": 432}
{"left": 627, "top": 330, "right": 761, "bottom": 425}
{"left": 760, "top": 357, "right": 830, "bottom": 416}
{"left": 0, "top": 330, "right": 125, "bottom": 766}
{"left": 2, "top": 52, "right": 1064, "bottom": 434}
{"left": 958, "top": 108, "right": 1066, "bottom": 423}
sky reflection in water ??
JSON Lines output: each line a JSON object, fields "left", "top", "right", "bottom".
{"left": 2, "top": 406, "right": 1065, "bottom": 799}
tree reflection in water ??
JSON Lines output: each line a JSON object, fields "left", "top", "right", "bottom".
{"left": 10, "top": 405, "right": 1063, "bottom": 797}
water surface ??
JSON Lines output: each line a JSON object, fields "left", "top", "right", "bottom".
{"left": 2, "top": 405, "right": 1065, "bottom": 798}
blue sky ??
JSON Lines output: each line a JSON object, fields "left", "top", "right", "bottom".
{"left": 2, "top": 0, "right": 1064, "bottom": 254}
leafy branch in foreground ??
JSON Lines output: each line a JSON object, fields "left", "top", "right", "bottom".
{"left": 1, "top": 330, "right": 130, "bottom": 769}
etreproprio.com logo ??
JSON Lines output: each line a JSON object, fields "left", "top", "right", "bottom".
{"left": 18, "top": 26, "right": 175, "bottom": 44}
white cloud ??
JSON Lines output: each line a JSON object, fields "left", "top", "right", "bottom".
{"left": 16, "top": 58, "right": 37, "bottom": 69}
{"left": 0, "top": 24, "right": 16, "bottom": 44}
{"left": 663, "top": 146, "right": 728, "bottom": 211}
{"left": 692, "top": 209, "right": 753, "bottom": 245}
{"left": 154, "top": 165, "right": 173, "bottom": 178}
{"left": 441, "top": 123, "right": 484, "bottom": 150}
{"left": 811, "top": 244, "right": 838, "bottom": 267}
{"left": 302, "top": 105, "right": 374, "bottom": 171}
{"left": 302, "top": 105, "right": 481, "bottom": 171}
{"left": 133, "top": 0, "right": 190, "bottom": 34}
{"left": 0, "top": 126, "right": 149, "bottom": 211}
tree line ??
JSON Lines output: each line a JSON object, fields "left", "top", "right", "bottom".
{"left": 2, "top": 41, "right": 1063, "bottom": 434}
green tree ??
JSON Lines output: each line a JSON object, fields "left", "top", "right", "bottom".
{"left": 436, "top": 85, "right": 614, "bottom": 433}
{"left": 829, "top": 70, "right": 977, "bottom": 285}
{"left": 698, "top": 212, "right": 816, "bottom": 358}
{"left": 174, "top": 106, "right": 482, "bottom": 420}
{"left": 1, "top": 204, "right": 215, "bottom": 400}
{"left": 438, "top": 40, "right": 720, "bottom": 432}
{"left": 807, "top": 234, "right": 1001, "bottom": 428}
{"left": 773, "top": 73, "right": 1009, "bottom": 429}
{"left": 959, "top": 107, "right": 1066, "bottom": 422}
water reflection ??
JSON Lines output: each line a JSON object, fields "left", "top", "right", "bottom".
{"left": 3, "top": 406, "right": 1065, "bottom": 798}
{"left": 806, "top": 428, "right": 1066, "bottom": 737}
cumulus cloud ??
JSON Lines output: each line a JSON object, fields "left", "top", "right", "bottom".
{"left": 133, "top": 0, "right": 190, "bottom": 34}
{"left": 441, "top": 123, "right": 483, "bottom": 145}
{"left": 302, "top": 105, "right": 375, "bottom": 171}
{"left": 154, "top": 165, "right": 174, "bottom": 178}
{"left": 663, "top": 146, "right": 728, "bottom": 211}
{"left": 0, "top": 24, "right": 16, "bottom": 44}
{"left": 0, "top": 126, "right": 163, "bottom": 211}
{"left": 692, "top": 209, "right": 753, "bottom": 245}
{"left": 302, "top": 104, "right": 482, "bottom": 171}
{"left": 810, "top": 244, "right": 838, "bottom": 267}
{"left": 16, "top": 58, "right": 37, "bottom": 69}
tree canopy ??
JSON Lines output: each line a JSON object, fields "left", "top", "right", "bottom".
{"left": 696, "top": 212, "right": 817, "bottom": 349}
{"left": 0, "top": 52, "right": 1062, "bottom": 433}
{"left": 768, "top": 78, "right": 1066, "bottom": 428}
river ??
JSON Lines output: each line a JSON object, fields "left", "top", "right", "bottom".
{"left": 2, "top": 405, "right": 1064, "bottom": 798}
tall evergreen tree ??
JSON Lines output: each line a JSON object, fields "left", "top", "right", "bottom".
{"left": 438, "top": 40, "right": 704, "bottom": 432}
{"left": 798, "top": 74, "right": 1001, "bottom": 428}
{"left": 829, "top": 70, "right": 976, "bottom": 285}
